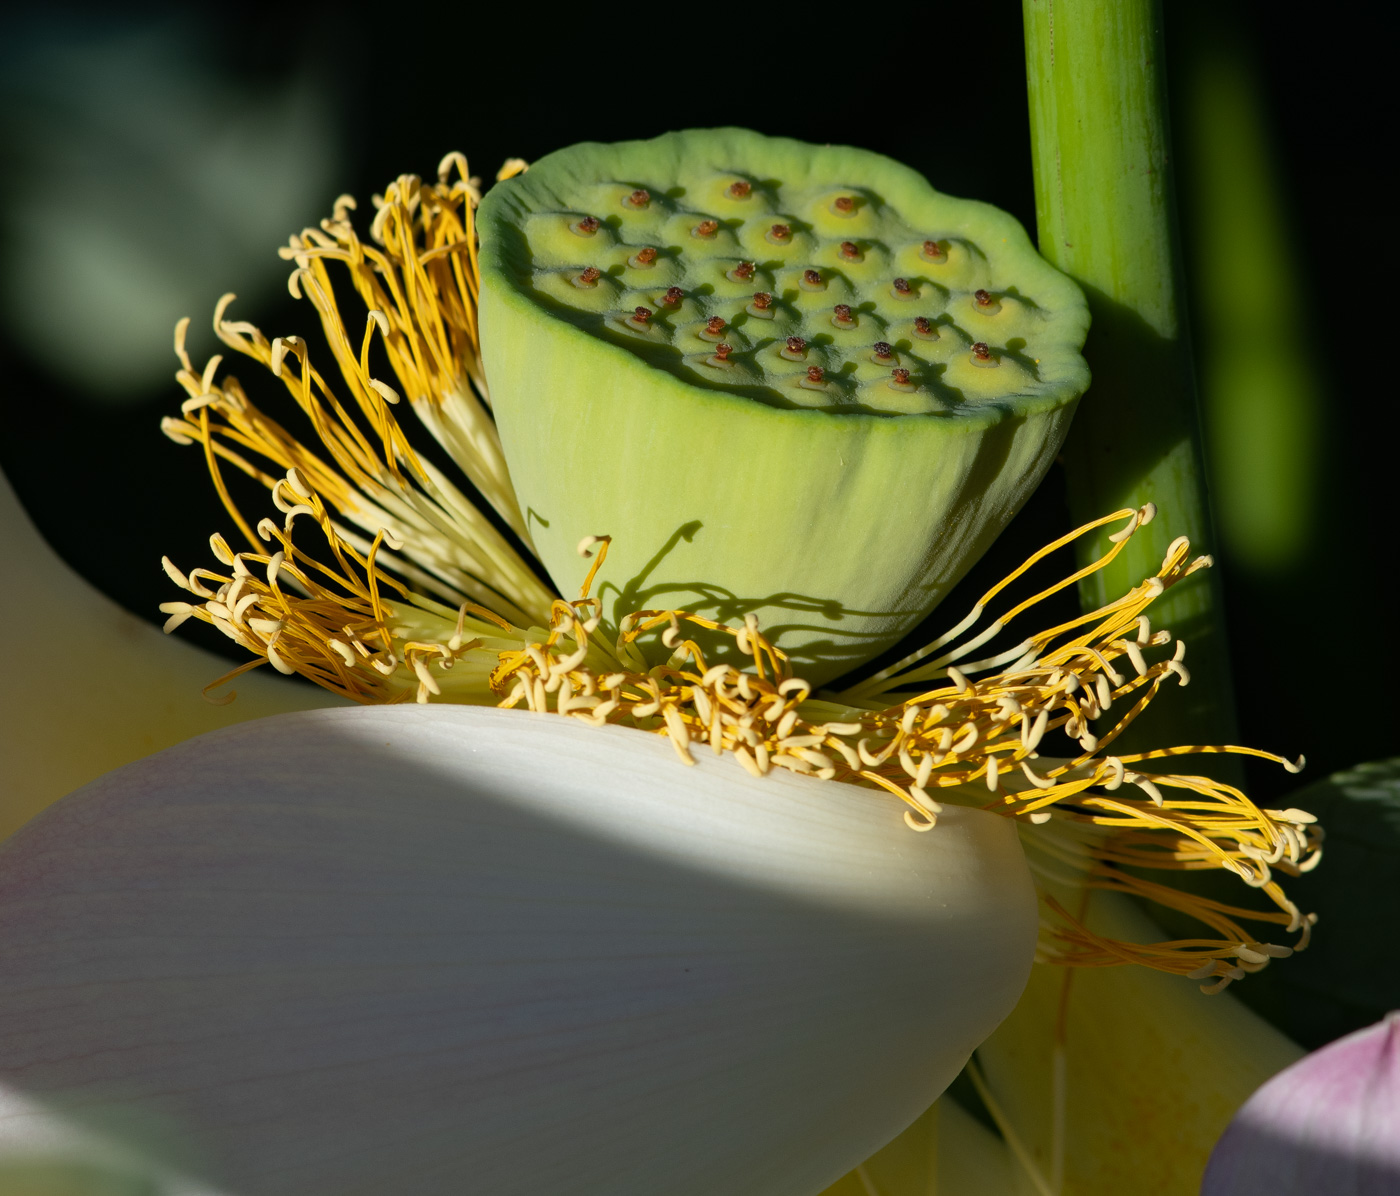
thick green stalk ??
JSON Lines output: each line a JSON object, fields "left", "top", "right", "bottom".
{"left": 1183, "top": 26, "right": 1320, "bottom": 577}
{"left": 1022, "top": 0, "right": 1238, "bottom": 751}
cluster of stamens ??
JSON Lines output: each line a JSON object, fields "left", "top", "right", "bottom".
{"left": 162, "top": 155, "right": 1314, "bottom": 1001}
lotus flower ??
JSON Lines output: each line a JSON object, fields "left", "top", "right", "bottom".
{"left": 0, "top": 150, "right": 1325, "bottom": 1194}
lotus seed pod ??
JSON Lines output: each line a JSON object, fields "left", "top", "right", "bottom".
{"left": 478, "top": 128, "right": 1090, "bottom": 682}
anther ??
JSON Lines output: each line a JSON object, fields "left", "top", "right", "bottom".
{"left": 626, "top": 189, "right": 650, "bottom": 208}
{"left": 832, "top": 304, "right": 856, "bottom": 328}
{"left": 630, "top": 246, "right": 658, "bottom": 267}
{"left": 707, "top": 342, "right": 734, "bottom": 368}
{"left": 913, "top": 315, "right": 939, "bottom": 340}
{"left": 663, "top": 286, "right": 684, "bottom": 306}
{"left": 703, "top": 316, "right": 727, "bottom": 340}
{"left": 971, "top": 341, "right": 998, "bottom": 367}
{"left": 839, "top": 241, "right": 862, "bottom": 261}
{"left": 872, "top": 341, "right": 895, "bottom": 363}
{"left": 799, "top": 365, "right": 827, "bottom": 391}
{"left": 782, "top": 335, "right": 807, "bottom": 361}
{"left": 921, "top": 239, "right": 947, "bottom": 261}
{"left": 693, "top": 219, "right": 719, "bottom": 238}
{"left": 889, "top": 367, "right": 915, "bottom": 391}
{"left": 766, "top": 223, "right": 792, "bottom": 244}
{"left": 625, "top": 305, "right": 652, "bottom": 331}
{"left": 892, "top": 277, "right": 914, "bottom": 299}
{"left": 574, "top": 215, "right": 600, "bottom": 236}
{"left": 727, "top": 180, "right": 752, "bottom": 199}
{"left": 729, "top": 260, "right": 756, "bottom": 282}
{"left": 832, "top": 195, "right": 856, "bottom": 214}
{"left": 574, "top": 265, "right": 601, "bottom": 288}
{"left": 801, "top": 268, "right": 825, "bottom": 291}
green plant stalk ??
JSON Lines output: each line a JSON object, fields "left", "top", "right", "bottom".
{"left": 1022, "top": 0, "right": 1238, "bottom": 752}
{"left": 1183, "top": 24, "right": 1320, "bottom": 577}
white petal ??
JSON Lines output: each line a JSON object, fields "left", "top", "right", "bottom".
{"left": 0, "top": 705, "right": 1037, "bottom": 1195}
{"left": 0, "top": 469, "right": 342, "bottom": 839}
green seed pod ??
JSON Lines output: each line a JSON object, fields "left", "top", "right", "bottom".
{"left": 478, "top": 128, "right": 1089, "bottom": 683}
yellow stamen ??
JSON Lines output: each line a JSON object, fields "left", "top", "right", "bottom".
{"left": 163, "top": 160, "right": 1320, "bottom": 995}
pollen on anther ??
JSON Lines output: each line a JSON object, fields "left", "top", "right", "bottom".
{"left": 635, "top": 247, "right": 657, "bottom": 265}
{"left": 751, "top": 291, "right": 772, "bottom": 310}
{"left": 575, "top": 215, "right": 600, "bottom": 236}
{"left": 804, "top": 269, "right": 821, "bottom": 286}
{"left": 632, "top": 306, "right": 651, "bottom": 323}
{"left": 807, "top": 366, "right": 825, "bottom": 383}
{"left": 727, "top": 180, "right": 752, "bottom": 199}
{"left": 833, "top": 304, "right": 855, "bottom": 327}
{"left": 768, "top": 223, "right": 792, "bottom": 242}
{"left": 626, "top": 189, "right": 650, "bottom": 208}
{"left": 892, "top": 368, "right": 911, "bottom": 385}
{"left": 694, "top": 219, "right": 719, "bottom": 238}
{"left": 787, "top": 336, "right": 806, "bottom": 354}
{"left": 663, "top": 286, "right": 683, "bottom": 305}
{"left": 893, "top": 277, "right": 912, "bottom": 296}
{"left": 575, "top": 265, "right": 601, "bottom": 288}
{"left": 706, "top": 316, "right": 726, "bottom": 335}
{"left": 914, "top": 316, "right": 936, "bottom": 337}
{"left": 873, "top": 341, "right": 894, "bottom": 361}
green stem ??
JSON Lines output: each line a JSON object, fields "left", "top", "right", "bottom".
{"left": 1022, "top": 0, "right": 1238, "bottom": 753}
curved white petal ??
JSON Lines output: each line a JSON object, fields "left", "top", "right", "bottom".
{"left": 819, "top": 1095, "right": 1019, "bottom": 1195}
{"left": 0, "top": 470, "right": 342, "bottom": 840}
{"left": 0, "top": 705, "right": 1037, "bottom": 1196}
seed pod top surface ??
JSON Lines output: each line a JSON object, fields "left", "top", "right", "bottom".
{"left": 477, "top": 130, "right": 1089, "bottom": 683}
{"left": 478, "top": 128, "right": 1088, "bottom": 416}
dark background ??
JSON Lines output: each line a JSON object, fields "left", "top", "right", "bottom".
{"left": 1, "top": 1, "right": 1394, "bottom": 809}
